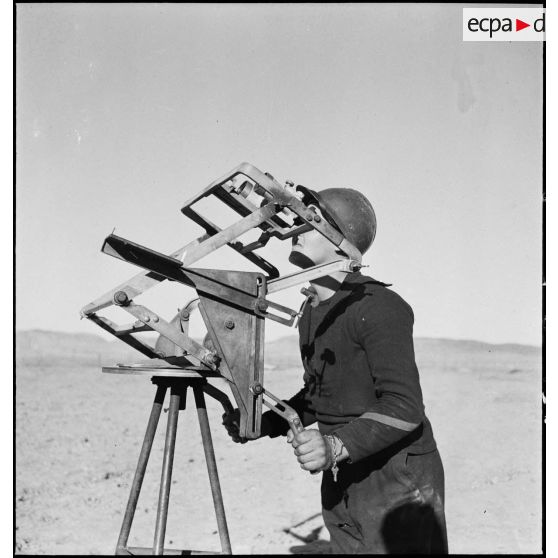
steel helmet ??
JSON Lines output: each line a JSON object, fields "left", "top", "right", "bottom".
{"left": 296, "top": 185, "right": 377, "bottom": 255}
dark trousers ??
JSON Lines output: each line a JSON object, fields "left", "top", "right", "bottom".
{"left": 321, "top": 448, "right": 448, "bottom": 554}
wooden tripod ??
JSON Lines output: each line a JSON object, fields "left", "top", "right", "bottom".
{"left": 109, "top": 369, "right": 233, "bottom": 555}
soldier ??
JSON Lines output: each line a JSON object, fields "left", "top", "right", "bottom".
{"left": 223, "top": 186, "right": 448, "bottom": 554}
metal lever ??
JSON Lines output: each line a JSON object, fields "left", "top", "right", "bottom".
{"left": 250, "top": 384, "right": 304, "bottom": 435}
{"left": 253, "top": 386, "right": 321, "bottom": 475}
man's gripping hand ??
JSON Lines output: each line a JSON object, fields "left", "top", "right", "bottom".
{"left": 288, "top": 429, "right": 332, "bottom": 473}
{"left": 221, "top": 409, "right": 248, "bottom": 444}
{"left": 222, "top": 409, "right": 276, "bottom": 443}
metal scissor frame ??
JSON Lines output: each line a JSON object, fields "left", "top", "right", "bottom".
{"left": 81, "top": 163, "right": 363, "bottom": 554}
{"left": 81, "top": 162, "right": 362, "bottom": 440}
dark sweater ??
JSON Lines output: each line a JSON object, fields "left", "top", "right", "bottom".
{"left": 262, "top": 272, "right": 437, "bottom": 463}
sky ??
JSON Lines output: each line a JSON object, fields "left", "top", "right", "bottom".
{"left": 15, "top": 3, "right": 543, "bottom": 346}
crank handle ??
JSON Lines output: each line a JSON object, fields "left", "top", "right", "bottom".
{"left": 252, "top": 384, "right": 304, "bottom": 434}
{"left": 251, "top": 384, "right": 319, "bottom": 475}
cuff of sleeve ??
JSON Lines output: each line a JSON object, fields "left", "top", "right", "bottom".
{"left": 335, "top": 419, "right": 402, "bottom": 464}
{"left": 335, "top": 418, "right": 421, "bottom": 463}
{"left": 334, "top": 421, "right": 371, "bottom": 464}
{"left": 260, "top": 409, "right": 290, "bottom": 438}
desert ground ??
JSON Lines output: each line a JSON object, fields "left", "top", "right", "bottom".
{"left": 15, "top": 330, "right": 542, "bottom": 554}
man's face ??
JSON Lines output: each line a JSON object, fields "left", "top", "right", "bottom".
{"left": 289, "top": 205, "right": 340, "bottom": 268}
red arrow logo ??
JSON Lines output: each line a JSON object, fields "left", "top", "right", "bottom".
{"left": 516, "top": 19, "right": 530, "bottom": 31}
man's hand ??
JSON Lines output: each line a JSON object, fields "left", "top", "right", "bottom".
{"left": 288, "top": 429, "right": 332, "bottom": 473}
{"left": 221, "top": 409, "right": 247, "bottom": 444}
{"left": 222, "top": 409, "right": 280, "bottom": 442}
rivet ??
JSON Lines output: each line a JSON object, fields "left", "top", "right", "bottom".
{"left": 257, "top": 300, "right": 269, "bottom": 312}
{"left": 251, "top": 383, "right": 264, "bottom": 395}
{"left": 113, "top": 291, "right": 129, "bottom": 306}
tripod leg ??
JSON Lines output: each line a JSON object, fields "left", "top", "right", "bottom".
{"left": 193, "top": 386, "right": 233, "bottom": 555}
{"left": 153, "top": 384, "right": 182, "bottom": 555}
{"left": 116, "top": 383, "right": 167, "bottom": 554}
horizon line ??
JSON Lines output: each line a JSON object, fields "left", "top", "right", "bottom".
{"left": 15, "top": 327, "right": 543, "bottom": 351}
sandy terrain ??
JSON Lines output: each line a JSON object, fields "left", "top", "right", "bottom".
{"left": 15, "top": 332, "right": 542, "bottom": 554}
